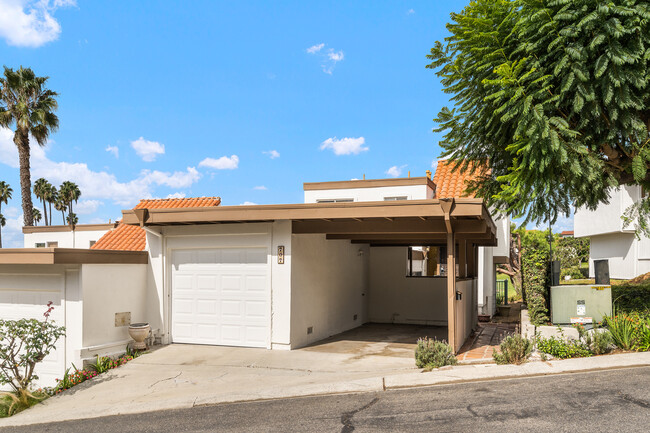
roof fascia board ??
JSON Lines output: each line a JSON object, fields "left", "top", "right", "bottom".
{"left": 303, "top": 177, "right": 435, "bottom": 191}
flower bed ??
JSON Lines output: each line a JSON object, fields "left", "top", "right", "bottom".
{"left": 48, "top": 349, "right": 143, "bottom": 395}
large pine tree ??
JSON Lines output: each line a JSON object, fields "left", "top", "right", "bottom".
{"left": 428, "top": 0, "right": 650, "bottom": 231}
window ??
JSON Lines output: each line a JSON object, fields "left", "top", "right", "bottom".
{"left": 316, "top": 198, "right": 354, "bottom": 203}
{"left": 35, "top": 243, "right": 46, "bottom": 248}
{"left": 407, "top": 246, "right": 447, "bottom": 277}
{"left": 46, "top": 241, "right": 58, "bottom": 248}
{"left": 384, "top": 196, "right": 408, "bottom": 201}
{"left": 89, "top": 240, "right": 96, "bottom": 247}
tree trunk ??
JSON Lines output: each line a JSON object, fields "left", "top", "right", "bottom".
{"left": 14, "top": 130, "right": 33, "bottom": 227}
{"left": 42, "top": 198, "right": 49, "bottom": 227}
{"left": 0, "top": 226, "right": 2, "bottom": 249}
{"left": 49, "top": 202, "right": 53, "bottom": 226}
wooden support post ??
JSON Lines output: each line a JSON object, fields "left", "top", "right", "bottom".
{"left": 458, "top": 239, "right": 467, "bottom": 278}
{"left": 466, "top": 243, "right": 475, "bottom": 278}
{"left": 447, "top": 230, "right": 457, "bottom": 352}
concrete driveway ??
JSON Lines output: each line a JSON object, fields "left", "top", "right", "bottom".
{"left": 1, "top": 336, "right": 422, "bottom": 426}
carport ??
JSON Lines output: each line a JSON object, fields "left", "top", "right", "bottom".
{"left": 122, "top": 197, "right": 497, "bottom": 353}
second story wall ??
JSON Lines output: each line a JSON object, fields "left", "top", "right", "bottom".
{"left": 574, "top": 185, "right": 639, "bottom": 237}
{"left": 304, "top": 177, "right": 435, "bottom": 204}
{"left": 23, "top": 224, "right": 115, "bottom": 249}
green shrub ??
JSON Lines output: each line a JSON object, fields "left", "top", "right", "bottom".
{"left": 415, "top": 337, "right": 457, "bottom": 369}
{"left": 612, "top": 283, "right": 650, "bottom": 316}
{"left": 536, "top": 335, "right": 592, "bottom": 359}
{"left": 576, "top": 324, "right": 613, "bottom": 355}
{"left": 633, "top": 316, "right": 650, "bottom": 351}
{"left": 88, "top": 356, "right": 113, "bottom": 374}
{"left": 560, "top": 266, "right": 584, "bottom": 280}
{"left": 518, "top": 229, "right": 550, "bottom": 325}
{"left": 604, "top": 314, "right": 638, "bottom": 351}
{"left": 492, "top": 335, "right": 533, "bottom": 365}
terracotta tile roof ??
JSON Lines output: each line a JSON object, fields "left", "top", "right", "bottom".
{"left": 433, "top": 160, "right": 485, "bottom": 199}
{"left": 92, "top": 197, "right": 222, "bottom": 251}
{"left": 90, "top": 223, "right": 146, "bottom": 251}
{"left": 134, "top": 197, "right": 221, "bottom": 209}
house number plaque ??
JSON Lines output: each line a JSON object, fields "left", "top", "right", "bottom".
{"left": 278, "top": 246, "right": 285, "bottom": 264}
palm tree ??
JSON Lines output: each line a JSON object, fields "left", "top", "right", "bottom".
{"left": 34, "top": 178, "right": 50, "bottom": 226}
{"left": 0, "top": 214, "right": 5, "bottom": 248}
{"left": 0, "top": 181, "right": 12, "bottom": 224}
{"left": 32, "top": 208, "right": 42, "bottom": 226}
{"left": 66, "top": 212, "right": 78, "bottom": 229}
{"left": 54, "top": 195, "right": 67, "bottom": 225}
{"left": 0, "top": 66, "right": 59, "bottom": 227}
{"left": 0, "top": 182, "right": 10, "bottom": 248}
{"left": 60, "top": 181, "right": 81, "bottom": 216}
{"left": 46, "top": 185, "right": 57, "bottom": 226}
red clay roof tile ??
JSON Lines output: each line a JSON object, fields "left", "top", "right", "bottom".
{"left": 134, "top": 197, "right": 221, "bottom": 209}
{"left": 433, "top": 160, "right": 484, "bottom": 199}
{"left": 92, "top": 197, "right": 222, "bottom": 251}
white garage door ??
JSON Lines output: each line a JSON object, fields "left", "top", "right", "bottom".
{"left": 171, "top": 248, "right": 270, "bottom": 348}
{"left": 0, "top": 274, "right": 65, "bottom": 389}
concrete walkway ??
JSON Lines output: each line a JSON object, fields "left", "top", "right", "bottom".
{"left": 2, "top": 345, "right": 649, "bottom": 427}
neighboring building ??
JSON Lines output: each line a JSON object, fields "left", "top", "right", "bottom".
{"left": 2, "top": 170, "right": 504, "bottom": 388}
{"left": 23, "top": 223, "right": 117, "bottom": 249}
{"left": 560, "top": 231, "right": 574, "bottom": 238}
{"left": 574, "top": 185, "right": 650, "bottom": 279}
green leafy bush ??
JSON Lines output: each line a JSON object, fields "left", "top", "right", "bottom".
{"left": 536, "top": 335, "right": 591, "bottom": 359}
{"left": 492, "top": 335, "right": 533, "bottom": 365}
{"left": 612, "top": 283, "right": 650, "bottom": 316}
{"left": 604, "top": 314, "right": 638, "bottom": 351}
{"left": 560, "top": 266, "right": 584, "bottom": 281}
{"left": 633, "top": 316, "right": 650, "bottom": 352}
{"left": 415, "top": 337, "right": 457, "bottom": 369}
{"left": 518, "top": 229, "right": 550, "bottom": 325}
{"left": 576, "top": 324, "right": 613, "bottom": 355}
{"left": 88, "top": 356, "right": 113, "bottom": 374}
{"left": 0, "top": 303, "right": 65, "bottom": 393}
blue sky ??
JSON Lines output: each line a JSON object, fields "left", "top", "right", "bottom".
{"left": 0, "top": 0, "right": 573, "bottom": 247}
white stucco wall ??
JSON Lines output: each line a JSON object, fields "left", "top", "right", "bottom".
{"left": 0, "top": 264, "right": 78, "bottom": 388}
{"left": 368, "top": 247, "right": 447, "bottom": 326}
{"left": 477, "top": 247, "right": 496, "bottom": 316}
{"left": 24, "top": 228, "right": 111, "bottom": 249}
{"left": 304, "top": 184, "right": 432, "bottom": 203}
{"left": 588, "top": 233, "right": 636, "bottom": 279}
{"left": 492, "top": 212, "right": 511, "bottom": 260}
{"left": 80, "top": 264, "right": 148, "bottom": 357}
{"left": 290, "top": 234, "right": 369, "bottom": 349}
{"left": 455, "top": 278, "right": 477, "bottom": 350}
{"left": 575, "top": 185, "right": 639, "bottom": 237}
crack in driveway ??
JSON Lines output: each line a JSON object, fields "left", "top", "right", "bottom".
{"left": 148, "top": 372, "right": 182, "bottom": 389}
{"left": 340, "top": 397, "right": 380, "bottom": 433}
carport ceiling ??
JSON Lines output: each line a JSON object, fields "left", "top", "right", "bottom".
{"left": 121, "top": 198, "right": 497, "bottom": 245}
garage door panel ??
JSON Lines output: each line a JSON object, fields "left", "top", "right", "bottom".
{"left": 172, "top": 248, "right": 269, "bottom": 348}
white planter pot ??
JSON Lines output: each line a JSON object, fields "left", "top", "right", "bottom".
{"left": 128, "top": 323, "right": 150, "bottom": 350}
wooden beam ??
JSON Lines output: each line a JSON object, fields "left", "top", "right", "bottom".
{"left": 458, "top": 239, "right": 467, "bottom": 278}
{"left": 447, "top": 230, "right": 457, "bottom": 353}
{"left": 294, "top": 218, "right": 487, "bottom": 235}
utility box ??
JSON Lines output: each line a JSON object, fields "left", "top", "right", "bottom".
{"left": 550, "top": 285, "right": 612, "bottom": 325}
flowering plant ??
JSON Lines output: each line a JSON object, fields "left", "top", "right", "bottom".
{"left": 0, "top": 302, "right": 66, "bottom": 393}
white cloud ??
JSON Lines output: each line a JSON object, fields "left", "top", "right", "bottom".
{"left": 263, "top": 150, "right": 280, "bottom": 159}
{"left": 131, "top": 137, "right": 165, "bottom": 162}
{"left": 240, "top": 201, "right": 257, "bottom": 206}
{"left": 0, "top": 0, "right": 76, "bottom": 48}
{"left": 0, "top": 131, "right": 202, "bottom": 206}
{"left": 166, "top": 192, "right": 186, "bottom": 199}
{"left": 320, "top": 137, "right": 368, "bottom": 156}
{"left": 306, "top": 43, "right": 324, "bottom": 54}
{"left": 199, "top": 155, "right": 239, "bottom": 170}
{"left": 431, "top": 159, "right": 439, "bottom": 171}
{"left": 253, "top": 185, "right": 267, "bottom": 191}
{"left": 306, "top": 43, "right": 345, "bottom": 74}
{"left": 407, "top": 9, "right": 415, "bottom": 15}
{"left": 0, "top": 208, "right": 24, "bottom": 248}
{"left": 140, "top": 167, "right": 201, "bottom": 189}
{"left": 386, "top": 165, "right": 407, "bottom": 178}
{"left": 74, "top": 199, "right": 102, "bottom": 215}
{"left": 105, "top": 145, "right": 119, "bottom": 158}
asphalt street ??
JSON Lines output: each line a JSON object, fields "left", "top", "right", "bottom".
{"left": 3, "top": 366, "right": 649, "bottom": 432}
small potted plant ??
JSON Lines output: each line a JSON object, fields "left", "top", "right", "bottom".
{"left": 128, "top": 322, "right": 150, "bottom": 350}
